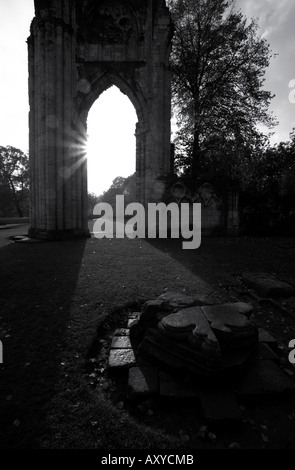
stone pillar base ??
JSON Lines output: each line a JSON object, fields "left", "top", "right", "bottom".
{"left": 28, "top": 227, "right": 91, "bottom": 241}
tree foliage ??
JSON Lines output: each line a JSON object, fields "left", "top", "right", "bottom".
{"left": 88, "top": 192, "right": 101, "bottom": 218}
{"left": 97, "top": 173, "right": 137, "bottom": 208}
{"left": 250, "top": 130, "right": 295, "bottom": 194}
{"left": 169, "top": 0, "right": 276, "bottom": 180}
{"left": 0, "top": 146, "right": 30, "bottom": 217}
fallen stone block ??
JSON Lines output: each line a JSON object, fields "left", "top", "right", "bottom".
{"left": 127, "top": 318, "right": 138, "bottom": 328}
{"left": 14, "top": 236, "right": 43, "bottom": 243}
{"left": 201, "top": 302, "right": 257, "bottom": 351}
{"left": 159, "top": 306, "right": 220, "bottom": 352}
{"left": 140, "top": 301, "right": 258, "bottom": 377}
{"left": 156, "top": 303, "right": 257, "bottom": 376}
{"left": 242, "top": 273, "right": 295, "bottom": 298}
{"left": 128, "top": 366, "right": 158, "bottom": 399}
{"left": 114, "top": 328, "right": 130, "bottom": 337}
{"left": 128, "top": 312, "right": 141, "bottom": 320}
{"left": 111, "top": 336, "right": 132, "bottom": 349}
{"left": 201, "top": 302, "right": 254, "bottom": 321}
{"left": 108, "top": 349, "right": 136, "bottom": 370}
{"left": 157, "top": 292, "right": 196, "bottom": 310}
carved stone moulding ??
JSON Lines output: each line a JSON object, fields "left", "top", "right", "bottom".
{"left": 84, "top": 1, "right": 139, "bottom": 45}
{"left": 134, "top": 300, "right": 258, "bottom": 379}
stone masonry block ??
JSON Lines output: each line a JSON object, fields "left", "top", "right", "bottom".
{"left": 108, "top": 349, "right": 136, "bottom": 370}
{"left": 111, "top": 336, "right": 132, "bottom": 349}
{"left": 128, "top": 366, "right": 158, "bottom": 399}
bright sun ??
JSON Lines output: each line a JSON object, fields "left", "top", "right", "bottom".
{"left": 86, "top": 86, "right": 137, "bottom": 196}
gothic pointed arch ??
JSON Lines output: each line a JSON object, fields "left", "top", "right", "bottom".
{"left": 76, "top": 68, "right": 148, "bottom": 127}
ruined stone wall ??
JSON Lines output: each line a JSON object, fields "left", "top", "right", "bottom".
{"left": 164, "top": 179, "right": 240, "bottom": 235}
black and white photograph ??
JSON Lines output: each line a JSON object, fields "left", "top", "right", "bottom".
{"left": 0, "top": 0, "right": 295, "bottom": 460}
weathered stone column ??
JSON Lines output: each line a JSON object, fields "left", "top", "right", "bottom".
{"left": 28, "top": 0, "right": 89, "bottom": 239}
{"left": 142, "top": 0, "right": 173, "bottom": 204}
{"left": 135, "top": 121, "right": 147, "bottom": 204}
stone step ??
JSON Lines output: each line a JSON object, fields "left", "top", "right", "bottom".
{"left": 108, "top": 349, "right": 136, "bottom": 370}
{"left": 111, "top": 336, "right": 132, "bottom": 349}
{"left": 114, "top": 328, "right": 130, "bottom": 337}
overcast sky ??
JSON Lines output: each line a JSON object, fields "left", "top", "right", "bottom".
{"left": 0, "top": 0, "right": 294, "bottom": 193}
{"left": 235, "top": 0, "right": 295, "bottom": 143}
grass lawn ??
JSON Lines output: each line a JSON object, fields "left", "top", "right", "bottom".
{"left": 0, "top": 234, "right": 295, "bottom": 449}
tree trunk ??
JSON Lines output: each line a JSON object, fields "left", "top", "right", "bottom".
{"left": 9, "top": 179, "right": 23, "bottom": 217}
{"left": 14, "top": 203, "right": 24, "bottom": 218}
{"left": 192, "top": 103, "right": 201, "bottom": 179}
{"left": 192, "top": 128, "right": 201, "bottom": 179}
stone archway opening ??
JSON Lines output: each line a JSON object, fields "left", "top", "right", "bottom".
{"left": 86, "top": 85, "right": 137, "bottom": 198}
{"left": 28, "top": 0, "right": 173, "bottom": 240}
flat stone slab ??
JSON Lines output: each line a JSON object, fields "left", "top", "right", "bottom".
{"left": 160, "top": 303, "right": 256, "bottom": 348}
{"left": 111, "top": 336, "right": 132, "bottom": 349}
{"left": 13, "top": 236, "right": 43, "bottom": 243}
{"left": 200, "top": 303, "right": 257, "bottom": 351}
{"left": 159, "top": 372, "right": 198, "bottom": 399}
{"left": 199, "top": 387, "right": 241, "bottom": 423}
{"left": 10, "top": 235, "right": 29, "bottom": 240}
{"left": 128, "top": 312, "right": 141, "bottom": 319}
{"left": 128, "top": 366, "right": 158, "bottom": 398}
{"left": 242, "top": 272, "right": 295, "bottom": 298}
{"left": 160, "top": 306, "right": 217, "bottom": 338}
{"left": 108, "top": 349, "right": 136, "bottom": 369}
{"left": 157, "top": 292, "right": 196, "bottom": 310}
{"left": 159, "top": 307, "right": 220, "bottom": 357}
{"left": 114, "top": 328, "right": 130, "bottom": 337}
{"left": 236, "top": 360, "right": 295, "bottom": 397}
{"left": 127, "top": 319, "right": 138, "bottom": 328}
{"left": 148, "top": 302, "right": 258, "bottom": 377}
{"left": 201, "top": 302, "right": 254, "bottom": 323}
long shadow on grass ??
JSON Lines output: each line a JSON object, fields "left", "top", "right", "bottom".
{"left": 146, "top": 237, "right": 223, "bottom": 286}
{"left": 0, "top": 240, "right": 86, "bottom": 448}
{"left": 147, "top": 236, "right": 295, "bottom": 288}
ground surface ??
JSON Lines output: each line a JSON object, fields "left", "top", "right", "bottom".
{"left": 0, "top": 224, "right": 295, "bottom": 449}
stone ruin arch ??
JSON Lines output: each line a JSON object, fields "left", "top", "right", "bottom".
{"left": 28, "top": 0, "right": 173, "bottom": 239}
